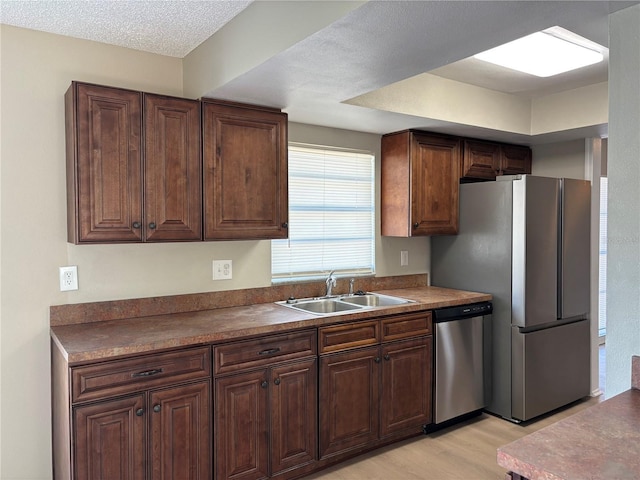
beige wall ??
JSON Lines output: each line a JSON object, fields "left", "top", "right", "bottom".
{"left": 0, "top": 25, "right": 182, "bottom": 479}
{"left": 531, "top": 139, "right": 587, "bottom": 179}
{"left": 0, "top": 25, "right": 429, "bottom": 479}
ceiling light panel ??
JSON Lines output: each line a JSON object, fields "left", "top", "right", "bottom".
{"left": 474, "top": 27, "right": 604, "bottom": 77}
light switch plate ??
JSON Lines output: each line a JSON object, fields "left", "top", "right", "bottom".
{"left": 400, "top": 250, "right": 409, "bottom": 266}
{"left": 213, "top": 260, "right": 232, "bottom": 280}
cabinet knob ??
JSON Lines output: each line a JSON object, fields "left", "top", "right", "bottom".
{"left": 413, "top": 222, "right": 419, "bottom": 229}
{"left": 281, "top": 222, "right": 288, "bottom": 228}
{"left": 261, "top": 381, "right": 268, "bottom": 389}
{"left": 153, "top": 404, "right": 161, "bottom": 413}
{"left": 135, "top": 408, "right": 144, "bottom": 417}
{"left": 384, "top": 354, "right": 391, "bottom": 361}
{"left": 148, "top": 222, "right": 156, "bottom": 230}
{"left": 274, "top": 378, "right": 281, "bottom": 386}
{"left": 132, "top": 221, "right": 141, "bottom": 229}
{"left": 374, "top": 357, "right": 381, "bottom": 364}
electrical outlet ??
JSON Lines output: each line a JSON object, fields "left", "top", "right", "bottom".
{"left": 59, "top": 266, "right": 78, "bottom": 291}
{"left": 213, "top": 260, "right": 233, "bottom": 280}
{"left": 400, "top": 250, "right": 409, "bottom": 266}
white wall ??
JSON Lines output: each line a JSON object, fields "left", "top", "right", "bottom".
{"left": 0, "top": 25, "right": 429, "bottom": 479}
{"left": 606, "top": 3, "right": 640, "bottom": 397}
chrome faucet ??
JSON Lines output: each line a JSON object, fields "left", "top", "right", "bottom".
{"left": 325, "top": 270, "right": 337, "bottom": 297}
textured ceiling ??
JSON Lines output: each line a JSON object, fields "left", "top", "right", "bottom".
{"left": 0, "top": 0, "right": 253, "bottom": 57}
{"left": 2, "top": 0, "right": 638, "bottom": 144}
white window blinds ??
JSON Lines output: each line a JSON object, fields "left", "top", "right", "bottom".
{"left": 272, "top": 144, "right": 375, "bottom": 281}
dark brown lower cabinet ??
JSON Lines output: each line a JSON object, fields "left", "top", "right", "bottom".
{"left": 149, "top": 383, "right": 211, "bottom": 480}
{"left": 73, "top": 381, "right": 210, "bottom": 480}
{"left": 319, "top": 346, "right": 380, "bottom": 458}
{"left": 380, "top": 337, "right": 432, "bottom": 437}
{"left": 74, "top": 396, "right": 145, "bottom": 480}
{"left": 52, "top": 344, "right": 212, "bottom": 480}
{"left": 319, "top": 337, "right": 432, "bottom": 459}
{"left": 214, "top": 358, "right": 317, "bottom": 480}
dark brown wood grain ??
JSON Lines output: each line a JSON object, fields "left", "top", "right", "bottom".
{"left": 380, "top": 337, "right": 432, "bottom": 437}
{"left": 202, "top": 99, "right": 288, "bottom": 240}
{"left": 144, "top": 93, "right": 202, "bottom": 241}
{"left": 66, "top": 82, "right": 143, "bottom": 243}
{"left": 269, "top": 358, "right": 317, "bottom": 476}
{"left": 461, "top": 139, "right": 531, "bottom": 180}
{"left": 381, "top": 130, "right": 460, "bottom": 236}
{"left": 74, "top": 395, "right": 146, "bottom": 480}
{"left": 500, "top": 144, "right": 532, "bottom": 176}
{"left": 319, "top": 346, "right": 380, "bottom": 458}
{"left": 149, "top": 381, "right": 211, "bottom": 480}
{"left": 462, "top": 139, "right": 501, "bottom": 179}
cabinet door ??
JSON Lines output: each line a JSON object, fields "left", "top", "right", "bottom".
{"left": 319, "top": 346, "right": 379, "bottom": 459}
{"left": 144, "top": 94, "right": 202, "bottom": 241}
{"left": 215, "top": 371, "right": 269, "bottom": 480}
{"left": 500, "top": 144, "right": 532, "bottom": 176}
{"left": 411, "top": 133, "right": 460, "bottom": 235}
{"left": 74, "top": 395, "right": 145, "bottom": 480}
{"left": 380, "top": 337, "right": 433, "bottom": 437}
{"left": 67, "top": 82, "right": 143, "bottom": 243}
{"left": 270, "top": 359, "right": 317, "bottom": 475}
{"left": 462, "top": 140, "right": 500, "bottom": 180}
{"left": 149, "top": 381, "right": 211, "bottom": 480}
{"left": 203, "top": 101, "right": 288, "bottom": 240}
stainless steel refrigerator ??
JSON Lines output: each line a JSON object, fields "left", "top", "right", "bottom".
{"left": 431, "top": 175, "right": 591, "bottom": 422}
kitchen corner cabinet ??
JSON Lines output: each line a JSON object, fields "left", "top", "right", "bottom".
{"left": 51, "top": 344, "right": 212, "bottom": 480}
{"left": 461, "top": 139, "right": 531, "bottom": 181}
{"left": 65, "top": 82, "right": 202, "bottom": 243}
{"left": 202, "top": 100, "right": 288, "bottom": 240}
{"left": 381, "top": 130, "right": 460, "bottom": 236}
{"left": 318, "top": 312, "right": 433, "bottom": 460}
{"left": 213, "top": 330, "right": 317, "bottom": 479}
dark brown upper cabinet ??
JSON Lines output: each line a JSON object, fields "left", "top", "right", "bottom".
{"left": 381, "top": 130, "right": 461, "bottom": 236}
{"left": 461, "top": 139, "right": 532, "bottom": 181}
{"left": 65, "top": 82, "right": 202, "bottom": 243}
{"left": 143, "top": 93, "right": 202, "bottom": 241}
{"left": 202, "top": 99, "right": 288, "bottom": 240}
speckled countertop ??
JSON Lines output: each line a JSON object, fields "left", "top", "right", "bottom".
{"left": 50, "top": 283, "right": 491, "bottom": 364}
{"left": 497, "top": 356, "right": 640, "bottom": 480}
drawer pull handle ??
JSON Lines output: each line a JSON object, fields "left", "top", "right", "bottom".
{"left": 131, "top": 368, "right": 163, "bottom": 378}
{"left": 258, "top": 347, "right": 281, "bottom": 356}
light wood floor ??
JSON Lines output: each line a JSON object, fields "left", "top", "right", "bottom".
{"left": 305, "top": 396, "right": 601, "bottom": 480}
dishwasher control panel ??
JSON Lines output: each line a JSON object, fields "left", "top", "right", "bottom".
{"left": 433, "top": 301, "right": 492, "bottom": 322}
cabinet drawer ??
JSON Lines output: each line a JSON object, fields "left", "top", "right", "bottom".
{"left": 214, "top": 330, "right": 316, "bottom": 375}
{"left": 381, "top": 312, "right": 432, "bottom": 342}
{"left": 71, "top": 346, "right": 211, "bottom": 403}
{"left": 318, "top": 320, "right": 379, "bottom": 354}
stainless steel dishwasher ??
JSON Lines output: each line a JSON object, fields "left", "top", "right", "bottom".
{"left": 433, "top": 301, "right": 492, "bottom": 424}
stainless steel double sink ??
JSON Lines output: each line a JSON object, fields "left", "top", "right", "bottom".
{"left": 275, "top": 292, "right": 414, "bottom": 315}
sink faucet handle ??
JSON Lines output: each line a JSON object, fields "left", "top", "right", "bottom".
{"left": 349, "top": 278, "right": 355, "bottom": 295}
{"left": 325, "top": 270, "right": 337, "bottom": 296}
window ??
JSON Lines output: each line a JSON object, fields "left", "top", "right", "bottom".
{"left": 272, "top": 144, "right": 375, "bottom": 282}
{"left": 599, "top": 176, "right": 607, "bottom": 337}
